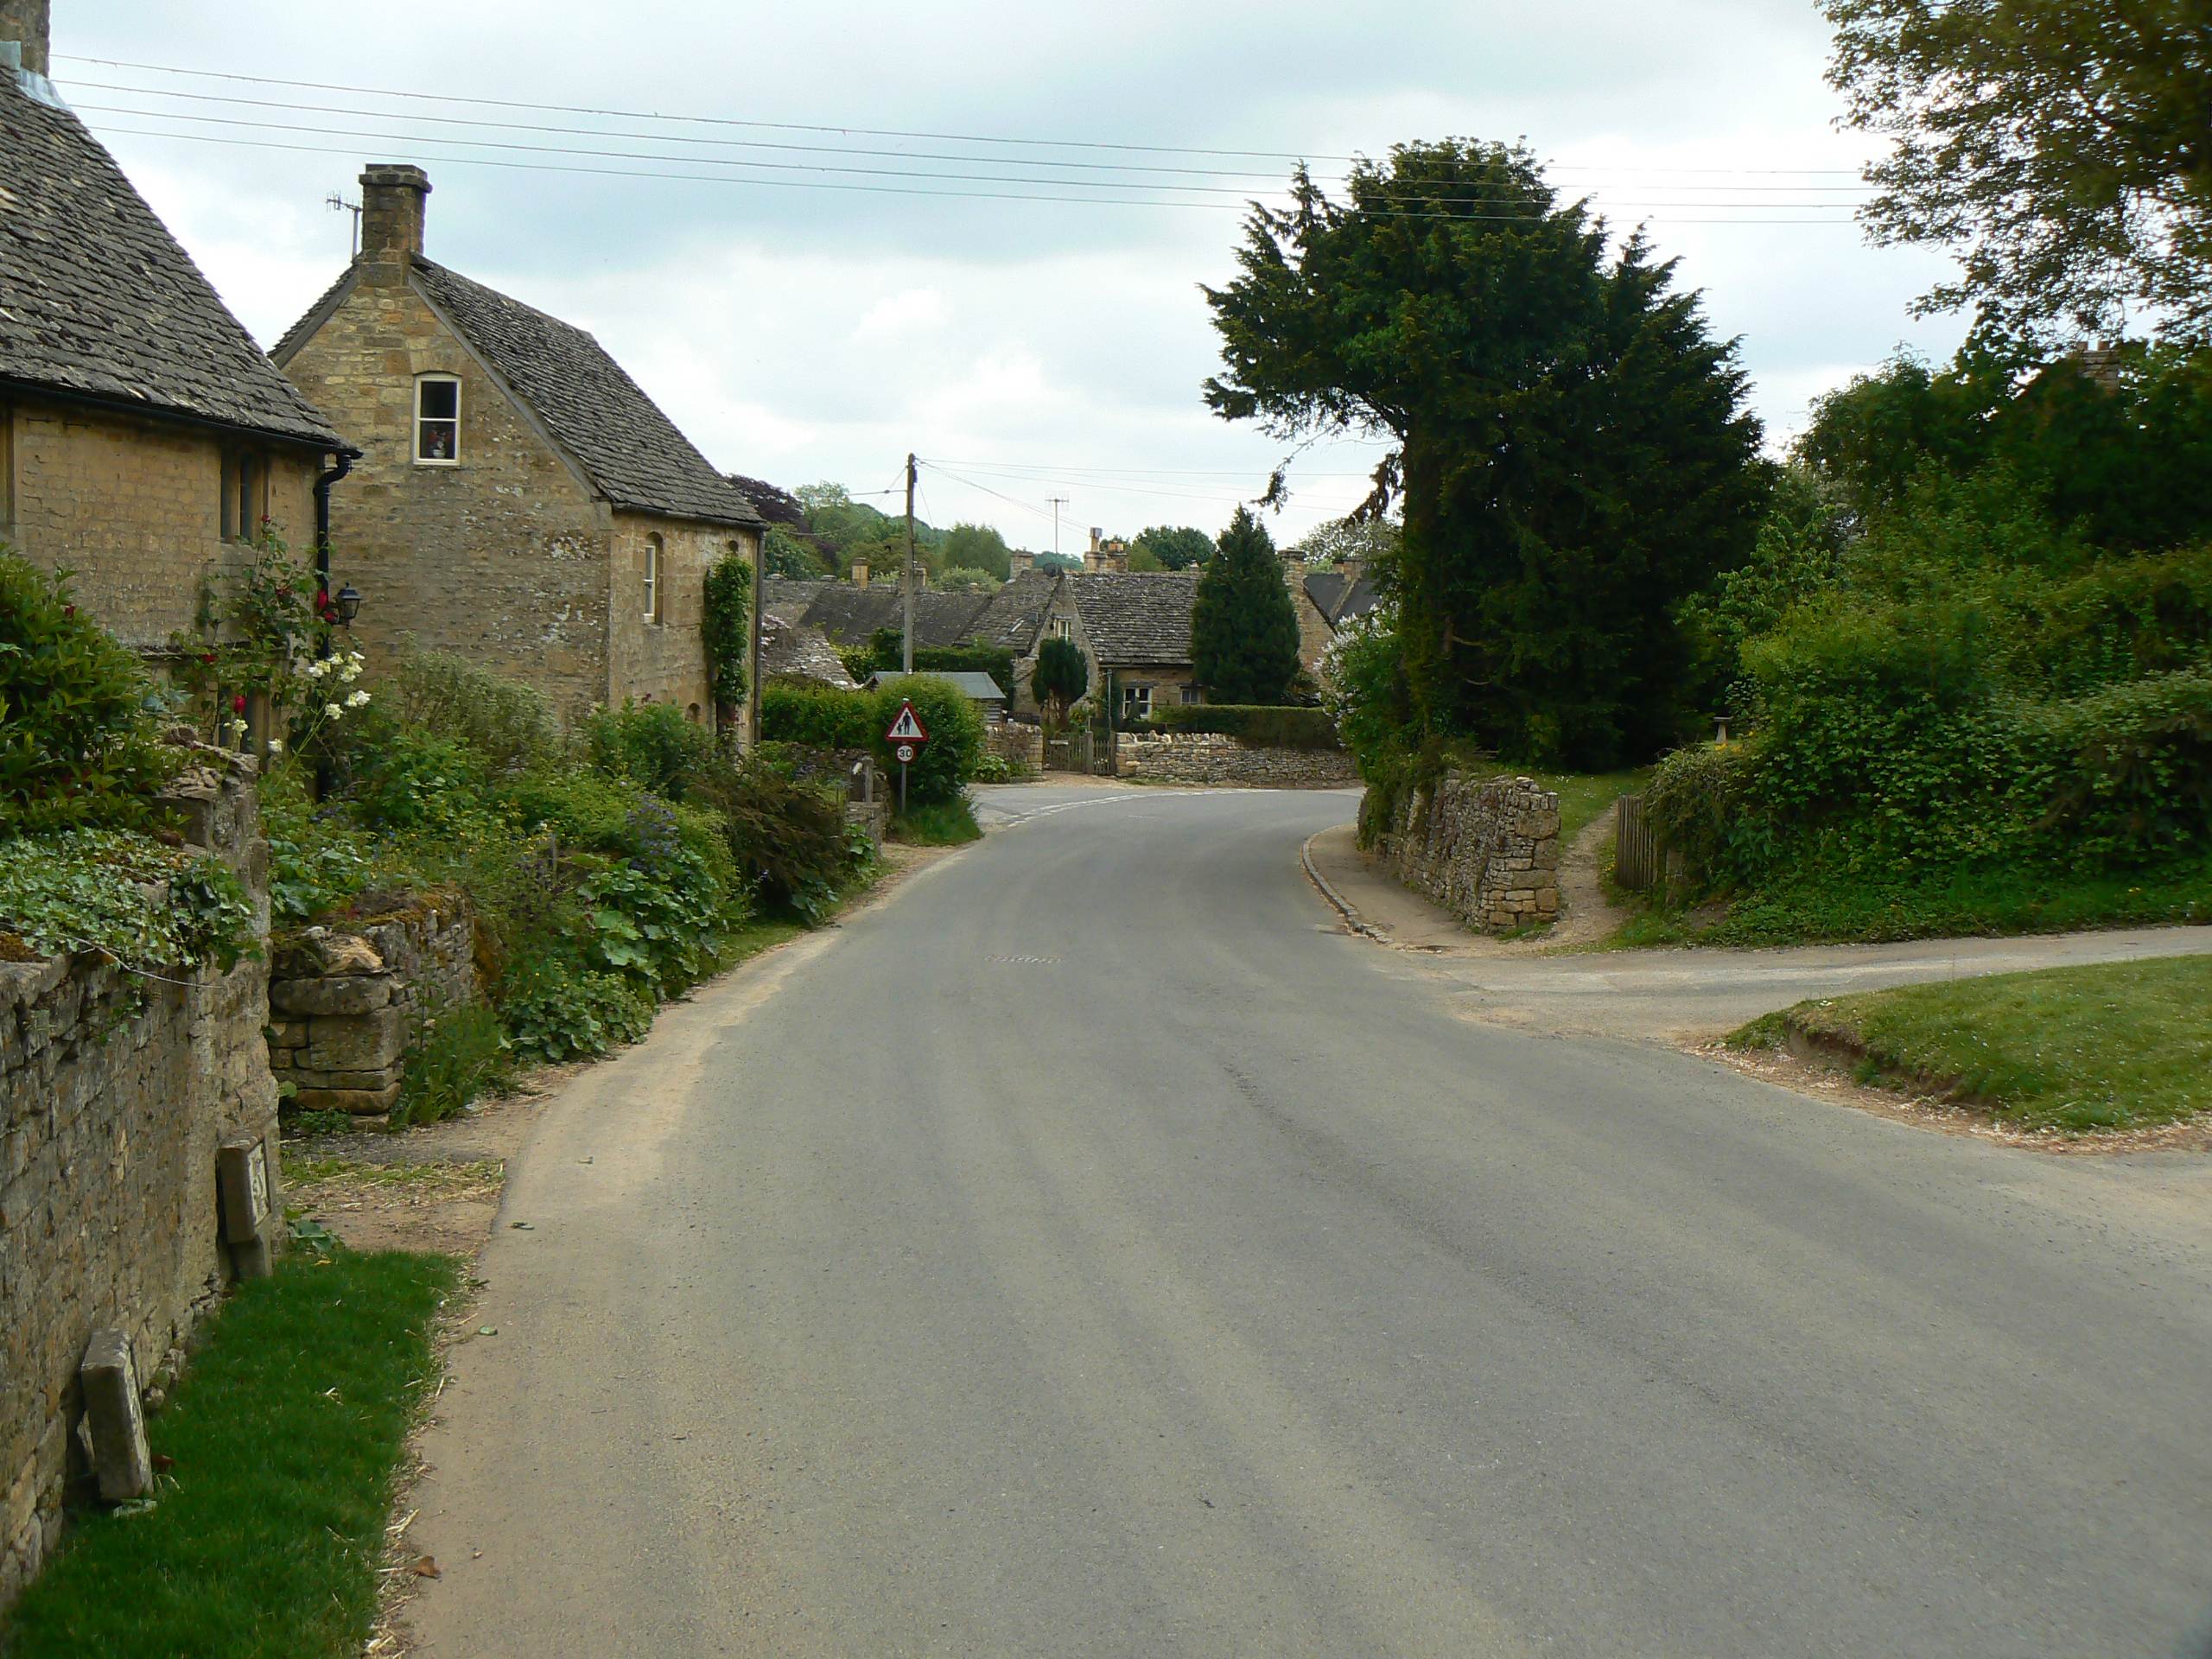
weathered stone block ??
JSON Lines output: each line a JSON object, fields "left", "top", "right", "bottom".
{"left": 78, "top": 1331, "right": 151, "bottom": 1503}
{"left": 270, "top": 975, "right": 392, "bottom": 1017}
{"left": 289, "top": 1084, "right": 402, "bottom": 1116}
{"left": 301, "top": 1005, "right": 404, "bottom": 1073}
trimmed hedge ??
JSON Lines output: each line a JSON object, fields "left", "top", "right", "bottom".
{"left": 760, "top": 677, "right": 984, "bottom": 805}
{"left": 1144, "top": 703, "right": 1340, "bottom": 751}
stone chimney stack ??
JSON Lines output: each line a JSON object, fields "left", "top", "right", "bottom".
{"left": 851, "top": 560, "right": 869, "bottom": 588}
{"left": 1010, "top": 549, "right": 1034, "bottom": 578}
{"left": 1085, "top": 526, "right": 1105, "bottom": 575}
{"left": 0, "top": 0, "right": 49, "bottom": 78}
{"left": 359, "top": 164, "right": 431, "bottom": 281}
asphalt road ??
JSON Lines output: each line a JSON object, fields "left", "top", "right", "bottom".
{"left": 410, "top": 785, "right": 2212, "bottom": 1657}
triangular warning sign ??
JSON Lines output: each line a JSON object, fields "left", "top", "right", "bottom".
{"left": 885, "top": 700, "right": 930, "bottom": 743}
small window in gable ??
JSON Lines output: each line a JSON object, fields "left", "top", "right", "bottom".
{"left": 415, "top": 375, "right": 460, "bottom": 464}
{"left": 644, "top": 533, "right": 664, "bottom": 624}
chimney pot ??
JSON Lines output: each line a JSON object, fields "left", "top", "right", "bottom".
{"left": 0, "top": 1, "right": 49, "bottom": 78}
{"left": 851, "top": 561, "right": 869, "bottom": 588}
{"left": 359, "top": 163, "right": 431, "bottom": 275}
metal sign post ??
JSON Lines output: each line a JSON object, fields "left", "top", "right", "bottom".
{"left": 884, "top": 698, "right": 930, "bottom": 817}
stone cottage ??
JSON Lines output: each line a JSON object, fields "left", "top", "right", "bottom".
{"left": 0, "top": 5, "right": 353, "bottom": 653}
{"left": 272, "top": 164, "right": 765, "bottom": 728}
{"left": 1064, "top": 571, "right": 1204, "bottom": 721}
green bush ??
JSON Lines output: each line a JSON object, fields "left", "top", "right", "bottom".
{"left": 688, "top": 754, "right": 865, "bottom": 923}
{"left": 1643, "top": 741, "right": 1761, "bottom": 885}
{"left": 500, "top": 957, "right": 655, "bottom": 1061}
{"left": 762, "top": 682, "right": 880, "bottom": 750}
{"left": 1145, "top": 703, "right": 1341, "bottom": 750}
{"left": 391, "top": 998, "right": 511, "bottom": 1128}
{"left": 0, "top": 830, "right": 255, "bottom": 970}
{"left": 703, "top": 552, "right": 753, "bottom": 717}
{"left": 383, "top": 648, "right": 558, "bottom": 774}
{"left": 0, "top": 552, "right": 179, "bottom": 833}
{"left": 259, "top": 766, "right": 374, "bottom": 925}
{"left": 583, "top": 701, "right": 715, "bottom": 799}
{"left": 855, "top": 629, "right": 1017, "bottom": 690}
{"left": 339, "top": 722, "right": 489, "bottom": 834}
{"left": 761, "top": 677, "right": 984, "bottom": 805}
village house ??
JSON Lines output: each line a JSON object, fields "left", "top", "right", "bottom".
{"left": 1064, "top": 571, "right": 1204, "bottom": 721}
{"left": 272, "top": 164, "right": 764, "bottom": 728}
{"left": 0, "top": 5, "right": 353, "bottom": 655}
{"left": 1289, "top": 557, "right": 1382, "bottom": 682}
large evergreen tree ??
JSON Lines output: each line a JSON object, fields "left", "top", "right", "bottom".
{"left": 1192, "top": 507, "right": 1302, "bottom": 705}
{"left": 1204, "top": 140, "right": 1764, "bottom": 766}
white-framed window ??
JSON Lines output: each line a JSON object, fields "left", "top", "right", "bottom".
{"left": 414, "top": 374, "right": 460, "bottom": 464}
{"left": 644, "top": 533, "right": 664, "bottom": 623}
{"left": 1050, "top": 617, "right": 1073, "bottom": 641}
{"left": 1120, "top": 683, "right": 1153, "bottom": 721}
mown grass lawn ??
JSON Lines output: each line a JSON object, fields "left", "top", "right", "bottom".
{"left": 1732, "top": 955, "right": 2212, "bottom": 1133}
{"left": 2, "top": 1251, "right": 459, "bottom": 1659}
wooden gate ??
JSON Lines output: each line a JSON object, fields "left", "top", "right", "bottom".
{"left": 1613, "top": 794, "right": 1661, "bottom": 892}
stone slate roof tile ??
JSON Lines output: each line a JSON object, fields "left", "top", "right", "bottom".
{"left": 965, "top": 569, "right": 1060, "bottom": 653}
{"left": 761, "top": 577, "right": 989, "bottom": 648}
{"left": 760, "top": 613, "right": 859, "bottom": 689}
{"left": 406, "top": 258, "right": 761, "bottom": 528}
{"left": 0, "top": 76, "right": 345, "bottom": 448}
{"left": 1066, "top": 572, "right": 1196, "bottom": 666}
{"left": 1302, "top": 570, "right": 1350, "bottom": 620}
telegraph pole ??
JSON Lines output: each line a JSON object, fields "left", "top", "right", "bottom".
{"left": 1048, "top": 496, "right": 1071, "bottom": 563}
{"left": 902, "top": 453, "right": 918, "bottom": 673}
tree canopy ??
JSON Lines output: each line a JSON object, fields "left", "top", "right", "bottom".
{"left": 1823, "top": 0, "right": 2212, "bottom": 344}
{"left": 1131, "top": 525, "right": 1214, "bottom": 570}
{"left": 942, "top": 523, "right": 1013, "bottom": 580}
{"left": 1204, "top": 139, "right": 1764, "bottom": 766}
{"left": 1192, "top": 507, "right": 1302, "bottom": 705}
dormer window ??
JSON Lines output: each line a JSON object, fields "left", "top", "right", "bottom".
{"left": 415, "top": 375, "right": 460, "bottom": 464}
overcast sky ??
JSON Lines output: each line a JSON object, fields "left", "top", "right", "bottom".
{"left": 53, "top": 0, "right": 1967, "bottom": 551}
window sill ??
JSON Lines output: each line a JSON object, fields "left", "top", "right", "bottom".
{"left": 412, "top": 458, "right": 461, "bottom": 468}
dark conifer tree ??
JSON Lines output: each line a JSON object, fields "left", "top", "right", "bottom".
{"left": 1192, "top": 506, "right": 1302, "bottom": 705}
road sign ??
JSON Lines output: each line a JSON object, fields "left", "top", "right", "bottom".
{"left": 885, "top": 699, "right": 930, "bottom": 745}
{"left": 894, "top": 743, "right": 916, "bottom": 764}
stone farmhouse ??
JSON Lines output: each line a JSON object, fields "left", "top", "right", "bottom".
{"left": 763, "top": 567, "right": 1067, "bottom": 713}
{"left": 273, "top": 165, "right": 765, "bottom": 728}
{"left": 1290, "top": 559, "right": 1382, "bottom": 681}
{"left": 0, "top": 8, "right": 353, "bottom": 654}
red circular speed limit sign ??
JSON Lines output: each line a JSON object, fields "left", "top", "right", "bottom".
{"left": 895, "top": 742, "right": 916, "bottom": 763}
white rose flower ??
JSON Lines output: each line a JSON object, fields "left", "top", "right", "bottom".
{"left": 305, "top": 659, "right": 327, "bottom": 679}
{"left": 228, "top": 717, "right": 249, "bottom": 736}
{"left": 325, "top": 702, "right": 343, "bottom": 720}
{"left": 266, "top": 738, "right": 284, "bottom": 754}
{"left": 340, "top": 661, "right": 361, "bottom": 683}
{"left": 346, "top": 690, "right": 370, "bottom": 708}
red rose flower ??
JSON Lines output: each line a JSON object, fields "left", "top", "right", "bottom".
{"left": 232, "top": 695, "right": 248, "bottom": 714}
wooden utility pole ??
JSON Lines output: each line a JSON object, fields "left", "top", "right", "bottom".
{"left": 903, "top": 452, "right": 918, "bottom": 673}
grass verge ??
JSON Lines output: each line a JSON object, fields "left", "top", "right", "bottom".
{"left": 890, "top": 796, "right": 982, "bottom": 846}
{"left": 2, "top": 1250, "right": 460, "bottom": 1659}
{"left": 1729, "top": 955, "right": 2212, "bottom": 1133}
{"left": 1611, "top": 857, "right": 2212, "bottom": 949}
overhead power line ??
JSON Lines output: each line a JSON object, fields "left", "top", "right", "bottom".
{"left": 53, "top": 53, "right": 1867, "bottom": 180}
{"left": 59, "top": 77, "right": 1878, "bottom": 200}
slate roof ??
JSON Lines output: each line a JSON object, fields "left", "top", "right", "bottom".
{"left": 1066, "top": 573, "right": 1197, "bottom": 667}
{"left": 0, "top": 73, "right": 344, "bottom": 448}
{"left": 760, "top": 612, "right": 859, "bottom": 690}
{"left": 965, "top": 570, "right": 1062, "bottom": 654}
{"left": 406, "top": 261, "right": 760, "bottom": 527}
{"left": 868, "top": 669, "right": 1008, "bottom": 704}
{"left": 763, "top": 577, "right": 991, "bottom": 648}
{"left": 1301, "top": 569, "right": 1382, "bottom": 626}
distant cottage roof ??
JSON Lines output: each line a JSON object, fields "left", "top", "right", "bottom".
{"left": 868, "top": 669, "right": 1007, "bottom": 703}
{"left": 1302, "top": 569, "right": 1382, "bottom": 626}
{"left": 763, "top": 577, "right": 992, "bottom": 649}
{"left": 0, "top": 74, "right": 345, "bottom": 448}
{"left": 275, "top": 256, "right": 760, "bottom": 528}
{"left": 760, "top": 612, "right": 859, "bottom": 690}
{"left": 1066, "top": 573, "right": 1197, "bottom": 666}
{"left": 966, "top": 569, "right": 1061, "bottom": 654}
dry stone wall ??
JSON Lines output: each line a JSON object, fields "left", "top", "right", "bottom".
{"left": 1380, "top": 772, "right": 1560, "bottom": 932}
{"left": 985, "top": 722, "right": 1044, "bottom": 772}
{"left": 1, "top": 753, "right": 279, "bottom": 1608}
{"left": 268, "top": 899, "right": 479, "bottom": 1117}
{"left": 1115, "top": 730, "right": 1359, "bottom": 788}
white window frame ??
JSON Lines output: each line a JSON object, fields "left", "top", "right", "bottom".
{"left": 644, "top": 533, "right": 664, "bottom": 624}
{"left": 414, "top": 374, "right": 461, "bottom": 466}
{"left": 1121, "top": 683, "right": 1153, "bottom": 721}
{"left": 1050, "top": 617, "right": 1073, "bottom": 641}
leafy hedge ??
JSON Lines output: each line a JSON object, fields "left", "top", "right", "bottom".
{"left": 0, "top": 553, "right": 179, "bottom": 834}
{"left": 1143, "top": 702, "right": 1340, "bottom": 750}
{"left": 760, "top": 677, "right": 985, "bottom": 805}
